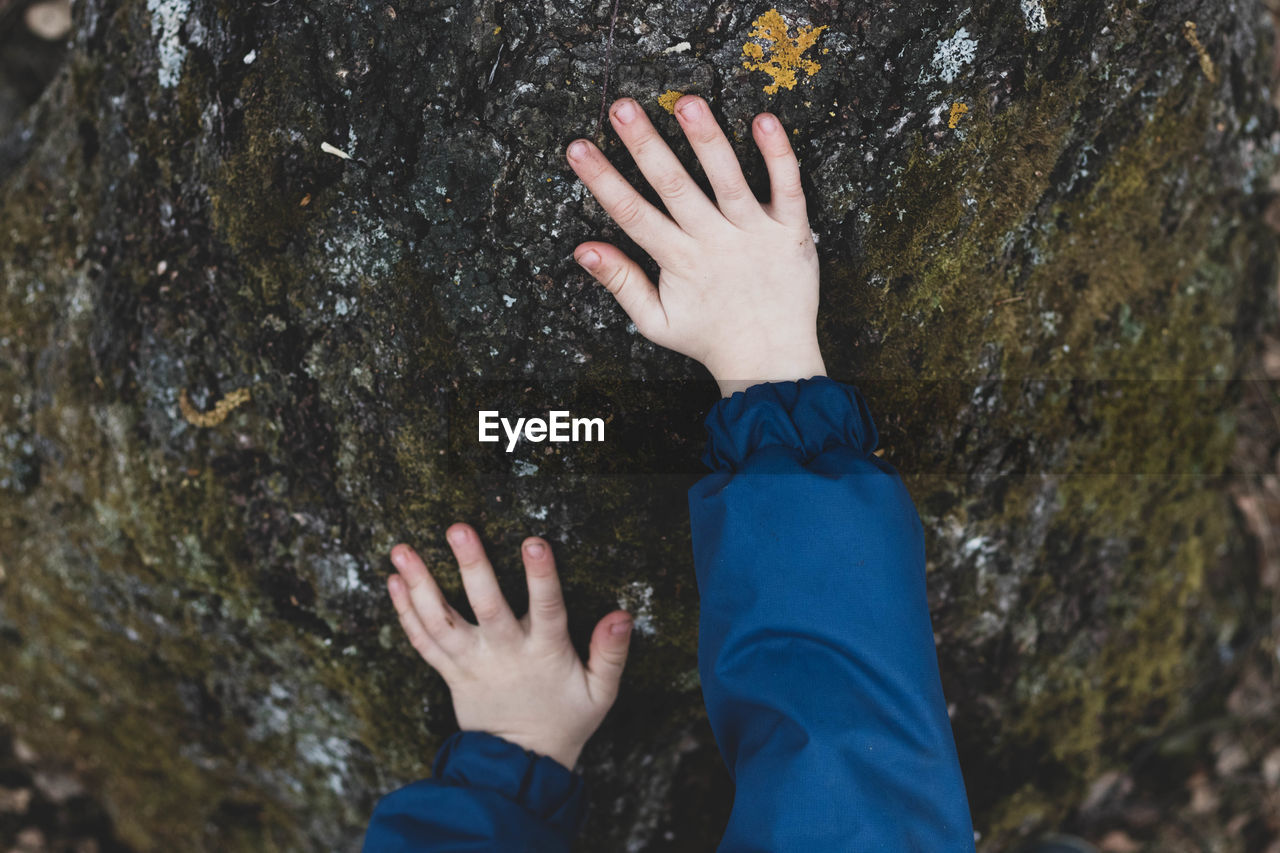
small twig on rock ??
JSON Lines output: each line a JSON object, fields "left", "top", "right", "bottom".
{"left": 487, "top": 41, "right": 505, "bottom": 88}
{"left": 180, "top": 387, "right": 252, "bottom": 428}
{"left": 595, "top": 0, "right": 624, "bottom": 140}
{"left": 1183, "top": 21, "right": 1218, "bottom": 84}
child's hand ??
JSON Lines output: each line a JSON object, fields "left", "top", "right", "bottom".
{"left": 567, "top": 96, "right": 825, "bottom": 396}
{"left": 387, "top": 523, "right": 633, "bottom": 771}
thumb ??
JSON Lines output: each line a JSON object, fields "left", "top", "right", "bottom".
{"left": 584, "top": 610, "right": 633, "bottom": 706}
{"left": 573, "top": 243, "right": 669, "bottom": 343}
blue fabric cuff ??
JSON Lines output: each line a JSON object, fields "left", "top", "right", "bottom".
{"left": 430, "top": 730, "right": 587, "bottom": 837}
{"left": 701, "top": 376, "right": 880, "bottom": 472}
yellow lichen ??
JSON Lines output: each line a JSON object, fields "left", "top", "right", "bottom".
{"left": 179, "top": 386, "right": 252, "bottom": 428}
{"left": 1182, "top": 21, "right": 1218, "bottom": 83}
{"left": 948, "top": 101, "right": 969, "bottom": 128}
{"left": 658, "top": 89, "right": 684, "bottom": 114}
{"left": 741, "top": 8, "right": 827, "bottom": 95}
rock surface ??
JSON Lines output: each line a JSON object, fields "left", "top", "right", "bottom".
{"left": 1, "top": 0, "right": 1278, "bottom": 849}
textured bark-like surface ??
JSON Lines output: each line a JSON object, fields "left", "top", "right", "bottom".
{"left": 1, "top": 0, "right": 1278, "bottom": 849}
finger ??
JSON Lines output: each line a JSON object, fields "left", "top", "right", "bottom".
{"left": 446, "top": 523, "right": 520, "bottom": 639}
{"left": 565, "top": 137, "right": 691, "bottom": 266}
{"left": 387, "top": 574, "right": 456, "bottom": 677}
{"left": 752, "top": 112, "right": 808, "bottom": 227}
{"left": 673, "top": 96, "right": 763, "bottom": 227}
{"left": 521, "top": 538, "right": 569, "bottom": 642}
{"left": 584, "top": 610, "right": 633, "bottom": 707}
{"left": 607, "top": 97, "right": 720, "bottom": 233}
{"left": 390, "top": 544, "right": 473, "bottom": 656}
{"left": 573, "top": 241, "right": 670, "bottom": 344}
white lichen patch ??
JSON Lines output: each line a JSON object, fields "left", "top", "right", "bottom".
{"left": 350, "top": 364, "right": 373, "bottom": 392}
{"left": 1020, "top": 0, "right": 1048, "bottom": 32}
{"left": 297, "top": 733, "right": 353, "bottom": 795}
{"left": 146, "top": 0, "right": 191, "bottom": 88}
{"left": 319, "top": 214, "right": 399, "bottom": 283}
{"left": 249, "top": 683, "right": 294, "bottom": 740}
{"left": 1039, "top": 309, "right": 1061, "bottom": 337}
{"left": 617, "top": 580, "right": 657, "bottom": 636}
{"left": 887, "top": 110, "right": 916, "bottom": 136}
{"left": 929, "top": 27, "right": 978, "bottom": 83}
{"left": 66, "top": 275, "right": 93, "bottom": 322}
{"left": 343, "top": 558, "right": 363, "bottom": 591}
{"left": 310, "top": 550, "right": 368, "bottom": 597}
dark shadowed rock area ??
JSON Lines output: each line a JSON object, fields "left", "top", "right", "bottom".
{"left": 1, "top": 0, "right": 1279, "bottom": 849}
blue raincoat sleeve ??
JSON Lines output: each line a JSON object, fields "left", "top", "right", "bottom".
{"left": 689, "top": 376, "right": 975, "bottom": 852}
{"left": 361, "top": 730, "right": 586, "bottom": 852}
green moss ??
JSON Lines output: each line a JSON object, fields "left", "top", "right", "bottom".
{"left": 821, "top": 76, "right": 1082, "bottom": 380}
{"left": 207, "top": 38, "right": 326, "bottom": 306}
{"left": 811, "top": 47, "right": 1251, "bottom": 845}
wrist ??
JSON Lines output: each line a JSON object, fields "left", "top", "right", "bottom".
{"left": 547, "top": 746, "right": 581, "bottom": 771}
{"left": 708, "top": 348, "right": 827, "bottom": 397}
{"left": 497, "top": 732, "right": 583, "bottom": 771}
{"left": 538, "top": 742, "right": 582, "bottom": 771}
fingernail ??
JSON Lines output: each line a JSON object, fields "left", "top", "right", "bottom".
{"left": 525, "top": 541, "right": 546, "bottom": 558}
{"left": 390, "top": 547, "right": 407, "bottom": 568}
{"left": 613, "top": 100, "right": 636, "bottom": 123}
{"left": 757, "top": 114, "right": 779, "bottom": 133}
{"left": 447, "top": 527, "right": 468, "bottom": 545}
{"left": 567, "top": 140, "right": 588, "bottom": 161}
{"left": 576, "top": 249, "right": 601, "bottom": 270}
{"left": 677, "top": 98, "right": 702, "bottom": 120}
{"left": 611, "top": 619, "right": 633, "bottom": 636}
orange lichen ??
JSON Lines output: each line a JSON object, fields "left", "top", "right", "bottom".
{"left": 179, "top": 386, "right": 252, "bottom": 427}
{"left": 741, "top": 8, "right": 827, "bottom": 95}
{"left": 948, "top": 101, "right": 969, "bottom": 128}
{"left": 658, "top": 89, "right": 684, "bottom": 114}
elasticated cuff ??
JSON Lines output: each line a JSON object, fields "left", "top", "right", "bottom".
{"left": 431, "top": 730, "right": 586, "bottom": 837}
{"left": 701, "top": 376, "right": 880, "bottom": 472}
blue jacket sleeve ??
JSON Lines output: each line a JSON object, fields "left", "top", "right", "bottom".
{"left": 689, "top": 377, "right": 975, "bottom": 852}
{"left": 362, "top": 730, "right": 586, "bottom": 852}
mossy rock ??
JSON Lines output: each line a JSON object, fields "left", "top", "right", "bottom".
{"left": 0, "top": 0, "right": 1277, "bottom": 849}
